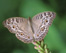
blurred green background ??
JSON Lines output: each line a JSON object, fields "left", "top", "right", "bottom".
{"left": 0, "top": 0, "right": 66, "bottom": 53}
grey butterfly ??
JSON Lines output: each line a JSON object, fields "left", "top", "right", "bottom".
{"left": 3, "top": 12, "right": 56, "bottom": 43}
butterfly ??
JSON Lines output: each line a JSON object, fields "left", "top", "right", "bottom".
{"left": 3, "top": 11, "right": 56, "bottom": 43}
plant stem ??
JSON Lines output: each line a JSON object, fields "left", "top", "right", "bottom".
{"left": 32, "top": 40, "right": 51, "bottom": 53}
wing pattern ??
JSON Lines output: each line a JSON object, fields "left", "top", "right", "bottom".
{"left": 32, "top": 12, "right": 56, "bottom": 41}
{"left": 3, "top": 12, "right": 56, "bottom": 43}
{"left": 3, "top": 17, "right": 33, "bottom": 43}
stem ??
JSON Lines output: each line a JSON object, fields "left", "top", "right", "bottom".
{"left": 32, "top": 40, "right": 51, "bottom": 53}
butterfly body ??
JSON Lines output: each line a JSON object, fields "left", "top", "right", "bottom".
{"left": 3, "top": 12, "right": 56, "bottom": 43}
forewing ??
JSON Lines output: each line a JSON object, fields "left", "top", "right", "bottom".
{"left": 32, "top": 12, "right": 56, "bottom": 41}
{"left": 3, "top": 17, "right": 33, "bottom": 43}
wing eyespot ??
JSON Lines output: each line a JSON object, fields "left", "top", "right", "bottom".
{"left": 20, "top": 33, "right": 23, "bottom": 36}
{"left": 45, "top": 20, "right": 48, "bottom": 23}
{"left": 37, "top": 34, "right": 39, "bottom": 37}
{"left": 13, "top": 25, "right": 16, "bottom": 28}
{"left": 7, "top": 22, "right": 10, "bottom": 24}
{"left": 28, "top": 36, "right": 30, "bottom": 39}
{"left": 40, "top": 26, "right": 45, "bottom": 31}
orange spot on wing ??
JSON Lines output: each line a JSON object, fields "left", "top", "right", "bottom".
{"left": 37, "top": 34, "right": 39, "bottom": 37}
{"left": 21, "top": 33, "right": 23, "bottom": 35}
{"left": 13, "top": 25, "right": 15, "bottom": 28}
{"left": 45, "top": 20, "right": 48, "bottom": 22}
{"left": 28, "top": 36, "right": 30, "bottom": 39}
{"left": 41, "top": 27, "right": 45, "bottom": 31}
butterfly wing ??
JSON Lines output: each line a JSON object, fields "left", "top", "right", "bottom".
{"left": 32, "top": 12, "right": 56, "bottom": 41}
{"left": 3, "top": 17, "right": 33, "bottom": 43}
